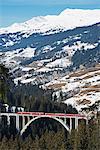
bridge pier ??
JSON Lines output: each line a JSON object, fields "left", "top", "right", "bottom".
{"left": 22, "top": 116, "right": 25, "bottom": 129}
{"left": 27, "top": 116, "right": 31, "bottom": 123}
{"left": 70, "top": 118, "right": 72, "bottom": 131}
{"left": 16, "top": 115, "right": 20, "bottom": 131}
{"left": 0, "top": 115, "right": 1, "bottom": 124}
{"left": 75, "top": 118, "right": 78, "bottom": 130}
{"left": 7, "top": 115, "right": 10, "bottom": 126}
{"left": 64, "top": 118, "right": 67, "bottom": 124}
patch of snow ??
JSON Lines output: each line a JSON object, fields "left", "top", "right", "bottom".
{"left": 0, "top": 52, "right": 3, "bottom": 55}
{"left": 42, "top": 45, "right": 54, "bottom": 53}
{"left": 63, "top": 42, "right": 98, "bottom": 57}
{"left": 46, "top": 57, "right": 71, "bottom": 68}
{"left": 20, "top": 47, "right": 35, "bottom": 58}
{"left": 22, "top": 67, "right": 33, "bottom": 72}
{"left": 21, "top": 77, "right": 36, "bottom": 84}
{"left": 36, "top": 67, "right": 52, "bottom": 73}
{"left": 4, "top": 40, "right": 14, "bottom": 47}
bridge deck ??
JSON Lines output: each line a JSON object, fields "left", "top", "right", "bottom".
{"left": 0, "top": 112, "right": 87, "bottom": 119}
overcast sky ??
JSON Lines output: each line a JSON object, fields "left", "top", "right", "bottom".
{"left": 0, "top": 0, "right": 100, "bottom": 27}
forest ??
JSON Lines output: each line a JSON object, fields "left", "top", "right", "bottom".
{"left": 0, "top": 118, "right": 100, "bottom": 150}
{"left": 0, "top": 64, "right": 100, "bottom": 150}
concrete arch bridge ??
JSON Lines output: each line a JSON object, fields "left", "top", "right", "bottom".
{"left": 0, "top": 112, "right": 88, "bottom": 135}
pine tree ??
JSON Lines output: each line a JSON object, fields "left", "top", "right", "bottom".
{"left": 77, "top": 121, "right": 89, "bottom": 150}
{"left": 0, "top": 64, "right": 9, "bottom": 103}
{"left": 88, "top": 117, "right": 100, "bottom": 150}
{"left": 0, "top": 136, "right": 9, "bottom": 150}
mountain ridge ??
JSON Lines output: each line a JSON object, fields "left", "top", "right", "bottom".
{"left": 0, "top": 9, "right": 100, "bottom": 35}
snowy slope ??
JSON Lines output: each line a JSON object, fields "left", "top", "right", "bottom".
{"left": 0, "top": 9, "right": 100, "bottom": 114}
{"left": 44, "top": 64, "right": 100, "bottom": 113}
{"left": 0, "top": 22, "right": 100, "bottom": 85}
{"left": 0, "top": 9, "right": 100, "bottom": 34}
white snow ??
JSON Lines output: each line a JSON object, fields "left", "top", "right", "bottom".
{"left": 62, "top": 42, "right": 98, "bottom": 57}
{"left": 46, "top": 57, "right": 71, "bottom": 68}
{"left": 21, "top": 77, "right": 36, "bottom": 84}
{"left": 22, "top": 67, "right": 33, "bottom": 72}
{"left": 19, "top": 47, "right": 35, "bottom": 58}
{"left": 42, "top": 45, "right": 54, "bottom": 53}
{"left": 44, "top": 64, "right": 100, "bottom": 112}
{"left": 4, "top": 40, "right": 14, "bottom": 47}
{"left": 36, "top": 67, "right": 52, "bottom": 73}
{"left": 65, "top": 91, "right": 100, "bottom": 112}
{"left": 0, "top": 9, "right": 100, "bottom": 35}
{"left": 3, "top": 47, "right": 35, "bottom": 66}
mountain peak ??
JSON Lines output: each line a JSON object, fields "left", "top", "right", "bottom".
{"left": 0, "top": 9, "right": 100, "bottom": 35}
{"left": 60, "top": 8, "right": 100, "bottom": 15}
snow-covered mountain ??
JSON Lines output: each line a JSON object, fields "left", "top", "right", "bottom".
{"left": 0, "top": 9, "right": 100, "bottom": 113}
{"left": 0, "top": 9, "right": 100, "bottom": 34}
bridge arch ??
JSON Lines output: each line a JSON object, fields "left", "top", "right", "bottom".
{"left": 20, "top": 116, "right": 70, "bottom": 135}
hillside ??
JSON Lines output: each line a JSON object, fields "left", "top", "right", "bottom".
{"left": 0, "top": 9, "right": 100, "bottom": 113}
{"left": 44, "top": 64, "right": 100, "bottom": 113}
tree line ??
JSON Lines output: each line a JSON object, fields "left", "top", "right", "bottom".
{"left": 0, "top": 64, "right": 77, "bottom": 114}
{"left": 0, "top": 116, "right": 100, "bottom": 150}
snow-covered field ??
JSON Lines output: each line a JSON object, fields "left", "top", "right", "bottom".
{"left": 44, "top": 64, "right": 100, "bottom": 112}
